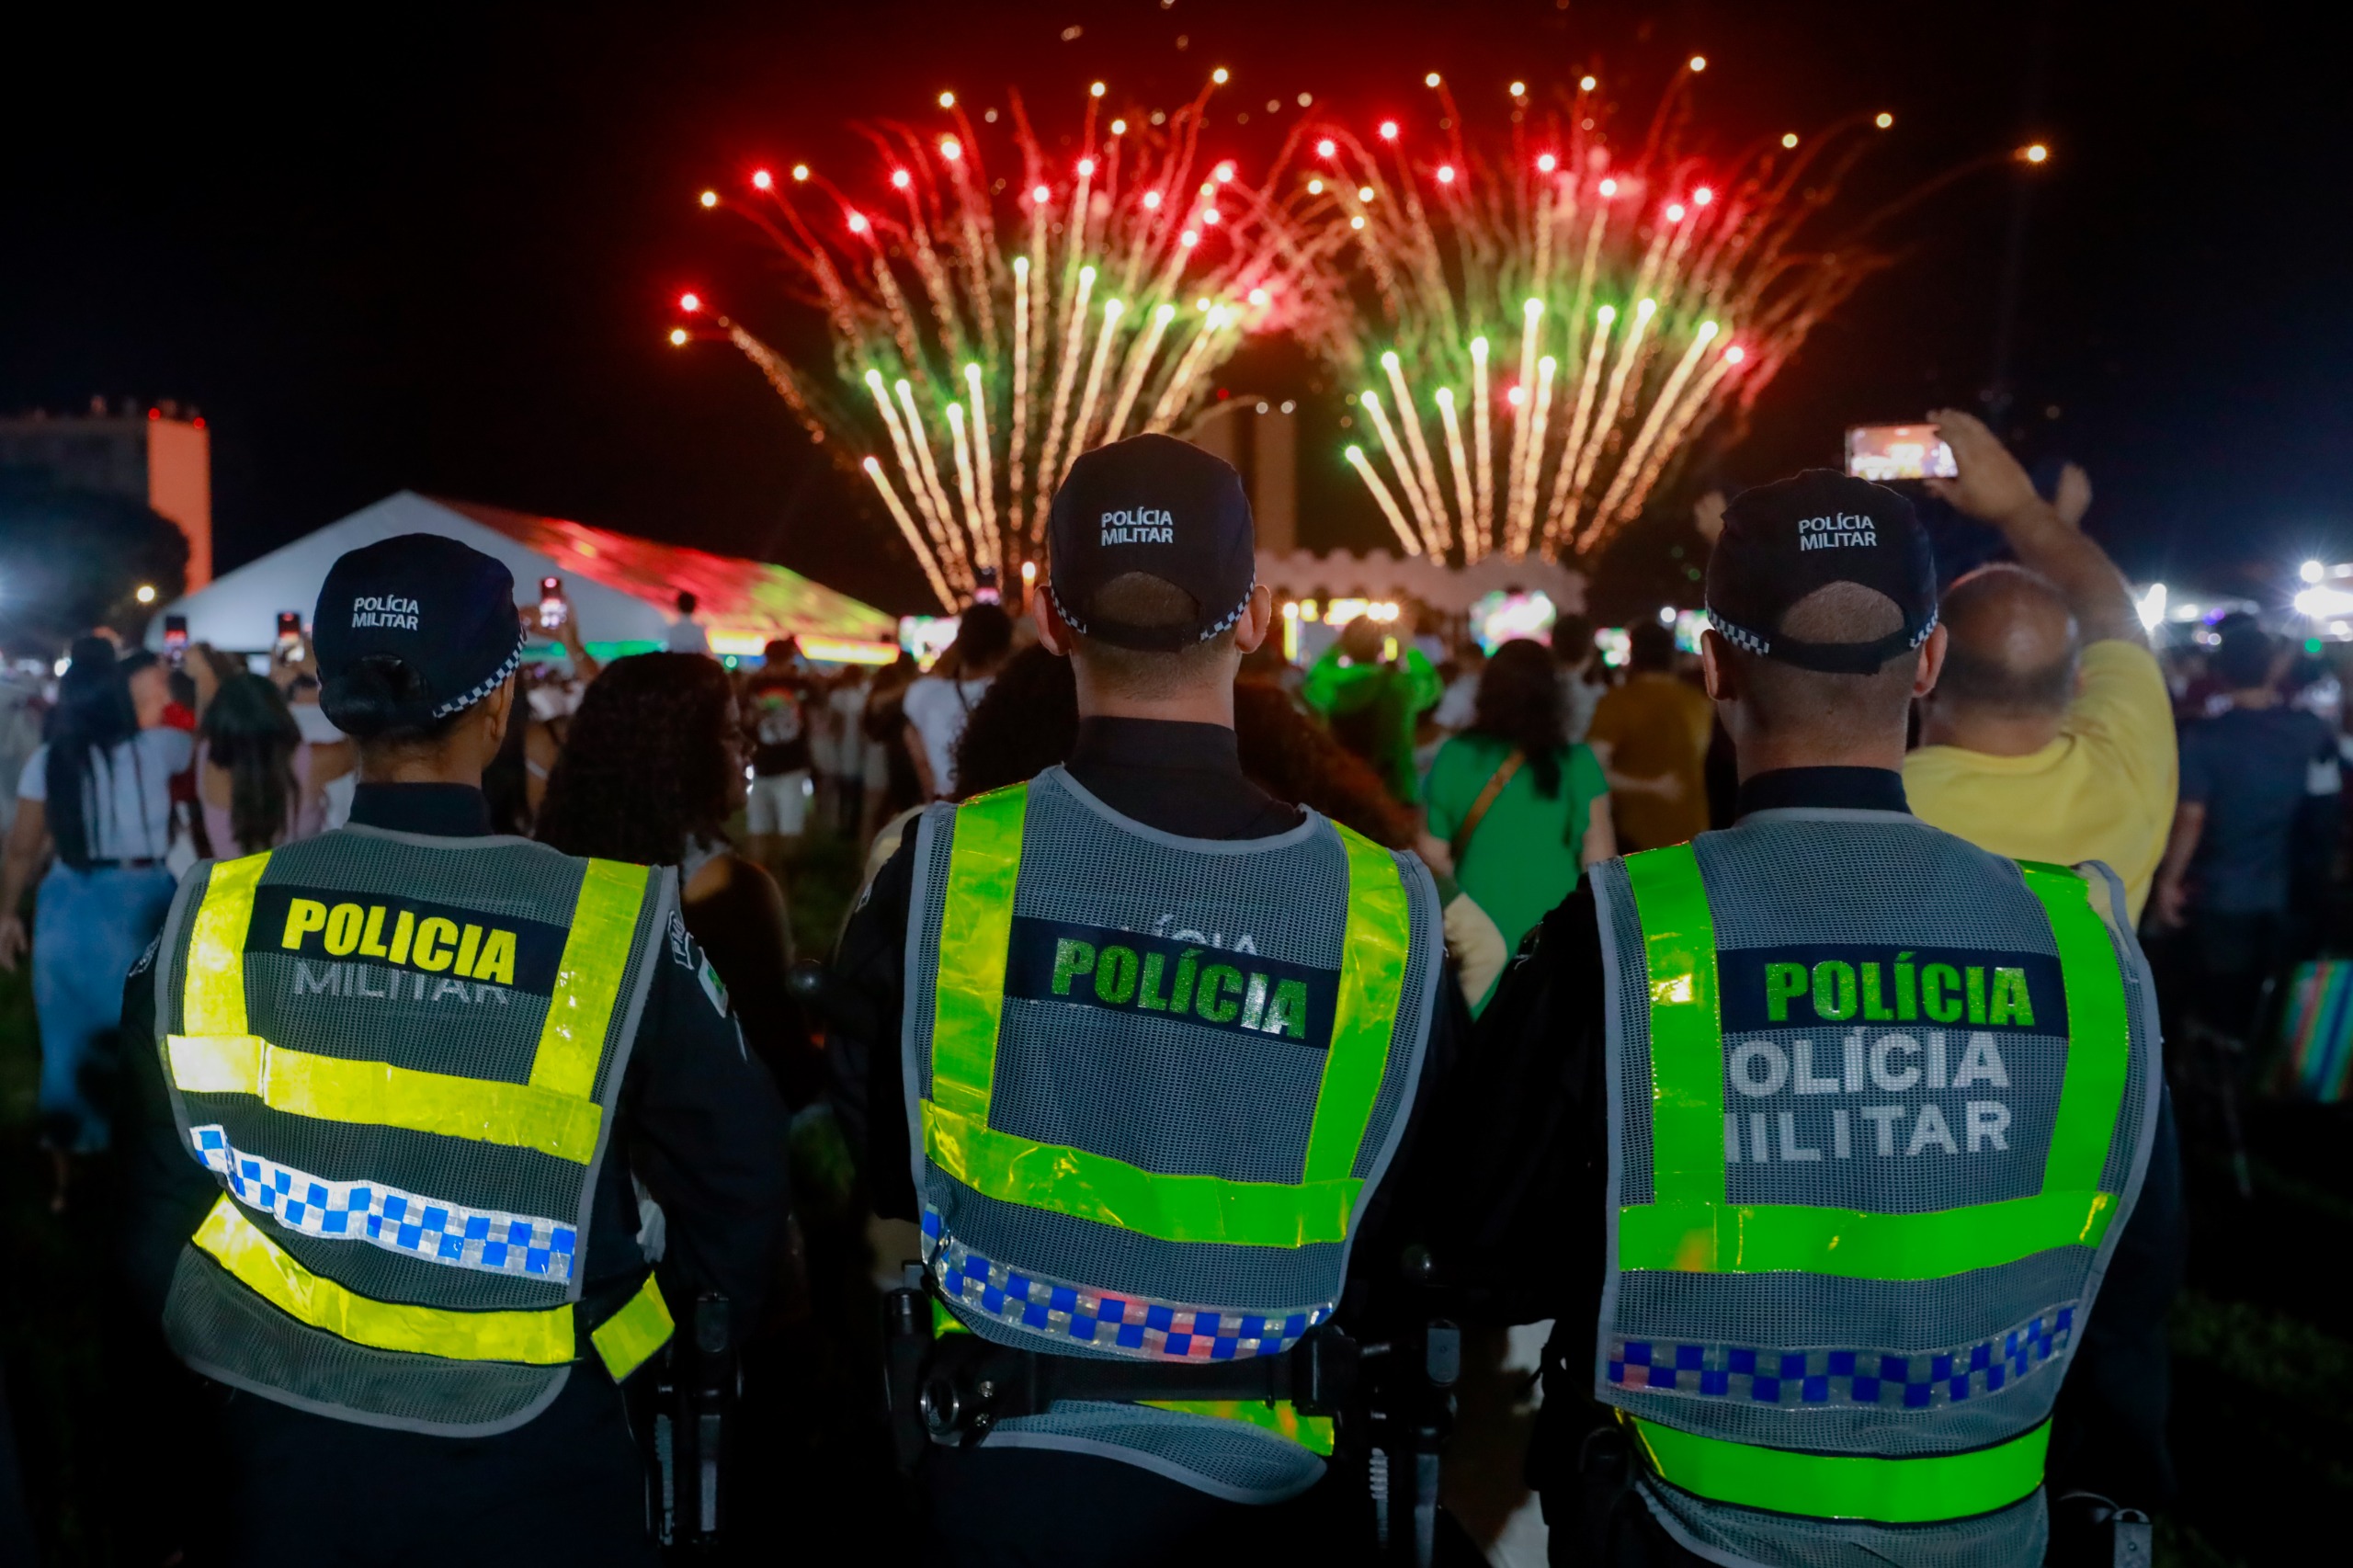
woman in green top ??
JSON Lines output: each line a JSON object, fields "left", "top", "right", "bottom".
{"left": 1422, "top": 638, "right": 1617, "bottom": 952}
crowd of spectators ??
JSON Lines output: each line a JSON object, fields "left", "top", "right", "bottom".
{"left": 6, "top": 409, "right": 2353, "bottom": 1559}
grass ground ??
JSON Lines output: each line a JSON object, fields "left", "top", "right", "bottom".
{"left": 2, "top": 831, "right": 2348, "bottom": 1562}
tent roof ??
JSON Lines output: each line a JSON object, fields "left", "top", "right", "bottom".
{"left": 432, "top": 497, "right": 891, "bottom": 643}
{"left": 151, "top": 491, "right": 892, "bottom": 653}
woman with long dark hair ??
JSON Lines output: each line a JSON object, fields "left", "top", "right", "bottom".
{"left": 535, "top": 653, "right": 818, "bottom": 1104}
{"left": 191, "top": 659, "right": 349, "bottom": 856}
{"left": 1421, "top": 637, "right": 1615, "bottom": 952}
{"left": 0, "top": 637, "right": 192, "bottom": 1166}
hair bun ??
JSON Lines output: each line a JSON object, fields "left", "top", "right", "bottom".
{"left": 320, "top": 654, "right": 432, "bottom": 739}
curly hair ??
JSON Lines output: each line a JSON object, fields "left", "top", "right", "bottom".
{"left": 1470, "top": 638, "right": 1569, "bottom": 797}
{"left": 535, "top": 653, "right": 737, "bottom": 866}
{"left": 1233, "top": 681, "right": 1415, "bottom": 848}
{"left": 952, "top": 646, "right": 1079, "bottom": 797}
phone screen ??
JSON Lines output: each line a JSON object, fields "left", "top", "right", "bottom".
{"left": 1845, "top": 424, "right": 1957, "bottom": 482}
{"left": 275, "top": 611, "right": 303, "bottom": 657}
{"left": 539, "top": 576, "right": 568, "bottom": 631}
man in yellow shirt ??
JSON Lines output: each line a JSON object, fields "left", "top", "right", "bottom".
{"left": 1904, "top": 409, "right": 2177, "bottom": 921}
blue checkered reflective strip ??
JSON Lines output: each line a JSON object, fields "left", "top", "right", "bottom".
{"left": 1606, "top": 1303, "right": 2075, "bottom": 1410}
{"left": 922, "top": 1206, "right": 1329, "bottom": 1362}
{"left": 189, "top": 1125, "right": 576, "bottom": 1283}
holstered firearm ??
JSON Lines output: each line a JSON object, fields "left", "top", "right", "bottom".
{"left": 654, "top": 1293, "right": 733, "bottom": 1555}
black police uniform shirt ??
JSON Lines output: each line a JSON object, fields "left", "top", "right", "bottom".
{"left": 1411, "top": 766, "right": 2186, "bottom": 1548}
{"left": 119, "top": 784, "right": 792, "bottom": 1423}
{"left": 829, "top": 712, "right": 1463, "bottom": 1265}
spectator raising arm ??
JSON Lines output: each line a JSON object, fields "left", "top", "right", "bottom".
{"left": 1927, "top": 408, "right": 2144, "bottom": 648}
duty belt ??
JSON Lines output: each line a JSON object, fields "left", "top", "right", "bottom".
{"left": 883, "top": 1267, "right": 1358, "bottom": 1465}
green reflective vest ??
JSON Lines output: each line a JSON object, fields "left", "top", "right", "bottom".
{"left": 904, "top": 767, "right": 1444, "bottom": 1499}
{"left": 154, "top": 829, "right": 676, "bottom": 1436}
{"left": 1594, "top": 815, "right": 2158, "bottom": 1564}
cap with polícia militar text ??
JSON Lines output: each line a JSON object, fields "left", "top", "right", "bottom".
{"left": 1045, "top": 433, "right": 1257, "bottom": 652}
{"left": 313, "top": 533, "right": 528, "bottom": 733}
{"left": 1704, "top": 469, "right": 1939, "bottom": 675}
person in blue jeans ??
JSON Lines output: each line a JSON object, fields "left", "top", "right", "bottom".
{"left": 0, "top": 637, "right": 189, "bottom": 1198}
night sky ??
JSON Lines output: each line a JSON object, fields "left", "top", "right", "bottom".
{"left": 5, "top": 1, "right": 2345, "bottom": 615}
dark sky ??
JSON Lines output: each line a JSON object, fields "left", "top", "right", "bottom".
{"left": 5, "top": 1, "right": 2346, "bottom": 613}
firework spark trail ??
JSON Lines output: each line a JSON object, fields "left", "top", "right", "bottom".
{"left": 1104, "top": 302, "right": 1176, "bottom": 443}
{"left": 1346, "top": 446, "right": 1424, "bottom": 556}
{"left": 1008, "top": 252, "right": 1035, "bottom": 518}
{"left": 691, "top": 82, "right": 1326, "bottom": 607}
{"left": 945, "top": 403, "right": 987, "bottom": 576}
{"left": 1504, "top": 299, "right": 1543, "bottom": 551}
{"left": 963, "top": 361, "right": 999, "bottom": 544}
{"left": 1284, "top": 66, "right": 1893, "bottom": 562}
{"left": 894, "top": 378, "right": 969, "bottom": 584}
{"left": 1358, "top": 389, "right": 1443, "bottom": 555}
{"left": 1541, "top": 305, "right": 1617, "bottom": 551}
{"left": 1380, "top": 353, "right": 1449, "bottom": 539}
{"left": 862, "top": 458, "right": 957, "bottom": 609}
{"left": 1510, "top": 354, "right": 1558, "bottom": 556}
{"left": 1470, "top": 336, "right": 1494, "bottom": 540}
{"left": 1592, "top": 320, "right": 1716, "bottom": 532}
{"left": 1433, "top": 388, "right": 1477, "bottom": 562}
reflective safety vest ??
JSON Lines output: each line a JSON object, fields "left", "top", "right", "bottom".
{"left": 904, "top": 767, "right": 1445, "bottom": 1501}
{"left": 153, "top": 827, "right": 678, "bottom": 1437}
{"left": 1593, "top": 812, "right": 2159, "bottom": 1567}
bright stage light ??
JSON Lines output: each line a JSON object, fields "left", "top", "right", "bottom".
{"left": 1579, "top": 74, "right": 1597, "bottom": 91}
{"left": 668, "top": 328, "right": 688, "bottom": 347}
{"left": 1875, "top": 112, "right": 1894, "bottom": 129}
{"left": 699, "top": 190, "right": 718, "bottom": 208}
{"left": 135, "top": 584, "right": 157, "bottom": 604}
{"left": 1508, "top": 80, "right": 1526, "bottom": 97}
{"left": 1436, "top": 165, "right": 1456, "bottom": 184}
{"left": 1090, "top": 81, "right": 1106, "bottom": 97}
{"left": 938, "top": 91, "right": 956, "bottom": 108}
{"left": 2302, "top": 560, "right": 2327, "bottom": 583}
{"left": 1782, "top": 132, "right": 1799, "bottom": 148}
{"left": 1211, "top": 67, "right": 1229, "bottom": 84}
{"left": 679, "top": 292, "right": 701, "bottom": 312}
{"left": 1425, "top": 73, "right": 1441, "bottom": 88}
{"left": 1537, "top": 153, "right": 1557, "bottom": 172}
{"left": 1688, "top": 55, "right": 1707, "bottom": 72}
{"left": 2024, "top": 143, "right": 2049, "bottom": 163}
{"left": 1316, "top": 138, "right": 1336, "bottom": 157}
{"left": 751, "top": 169, "right": 772, "bottom": 189}
{"left": 892, "top": 169, "right": 911, "bottom": 187}
{"left": 790, "top": 164, "right": 809, "bottom": 181}
{"left": 1379, "top": 120, "right": 1399, "bottom": 140}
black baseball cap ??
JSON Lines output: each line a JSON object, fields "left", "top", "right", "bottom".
{"left": 313, "top": 534, "right": 527, "bottom": 732}
{"left": 1046, "top": 433, "right": 1256, "bottom": 651}
{"left": 1705, "top": 470, "right": 1939, "bottom": 675}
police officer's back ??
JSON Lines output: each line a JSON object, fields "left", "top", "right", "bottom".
{"left": 122, "top": 536, "right": 790, "bottom": 1565}
{"left": 1426, "top": 475, "right": 2170, "bottom": 1566}
{"left": 830, "top": 436, "right": 1461, "bottom": 1564}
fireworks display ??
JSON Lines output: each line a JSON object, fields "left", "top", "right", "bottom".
{"left": 678, "top": 81, "right": 1333, "bottom": 609}
{"left": 1289, "top": 66, "right": 1895, "bottom": 564}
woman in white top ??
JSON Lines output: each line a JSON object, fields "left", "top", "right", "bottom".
{"left": 899, "top": 603, "right": 1015, "bottom": 800}
{"left": 0, "top": 639, "right": 190, "bottom": 1166}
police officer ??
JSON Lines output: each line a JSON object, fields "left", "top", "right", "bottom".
{"left": 122, "top": 535, "right": 790, "bottom": 1565}
{"left": 829, "top": 434, "right": 1464, "bottom": 1564}
{"left": 1420, "top": 472, "right": 2176, "bottom": 1566}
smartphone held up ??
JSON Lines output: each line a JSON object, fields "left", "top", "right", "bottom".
{"left": 1845, "top": 424, "right": 1957, "bottom": 483}
{"left": 539, "top": 576, "right": 569, "bottom": 631}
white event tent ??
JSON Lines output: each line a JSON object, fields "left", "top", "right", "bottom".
{"left": 146, "top": 491, "right": 894, "bottom": 660}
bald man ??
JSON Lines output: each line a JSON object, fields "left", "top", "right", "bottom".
{"left": 1904, "top": 411, "right": 2177, "bottom": 921}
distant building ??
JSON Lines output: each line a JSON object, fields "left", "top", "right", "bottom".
{"left": 0, "top": 398, "right": 213, "bottom": 586}
{"left": 1187, "top": 396, "right": 1298, "bottom": 553}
